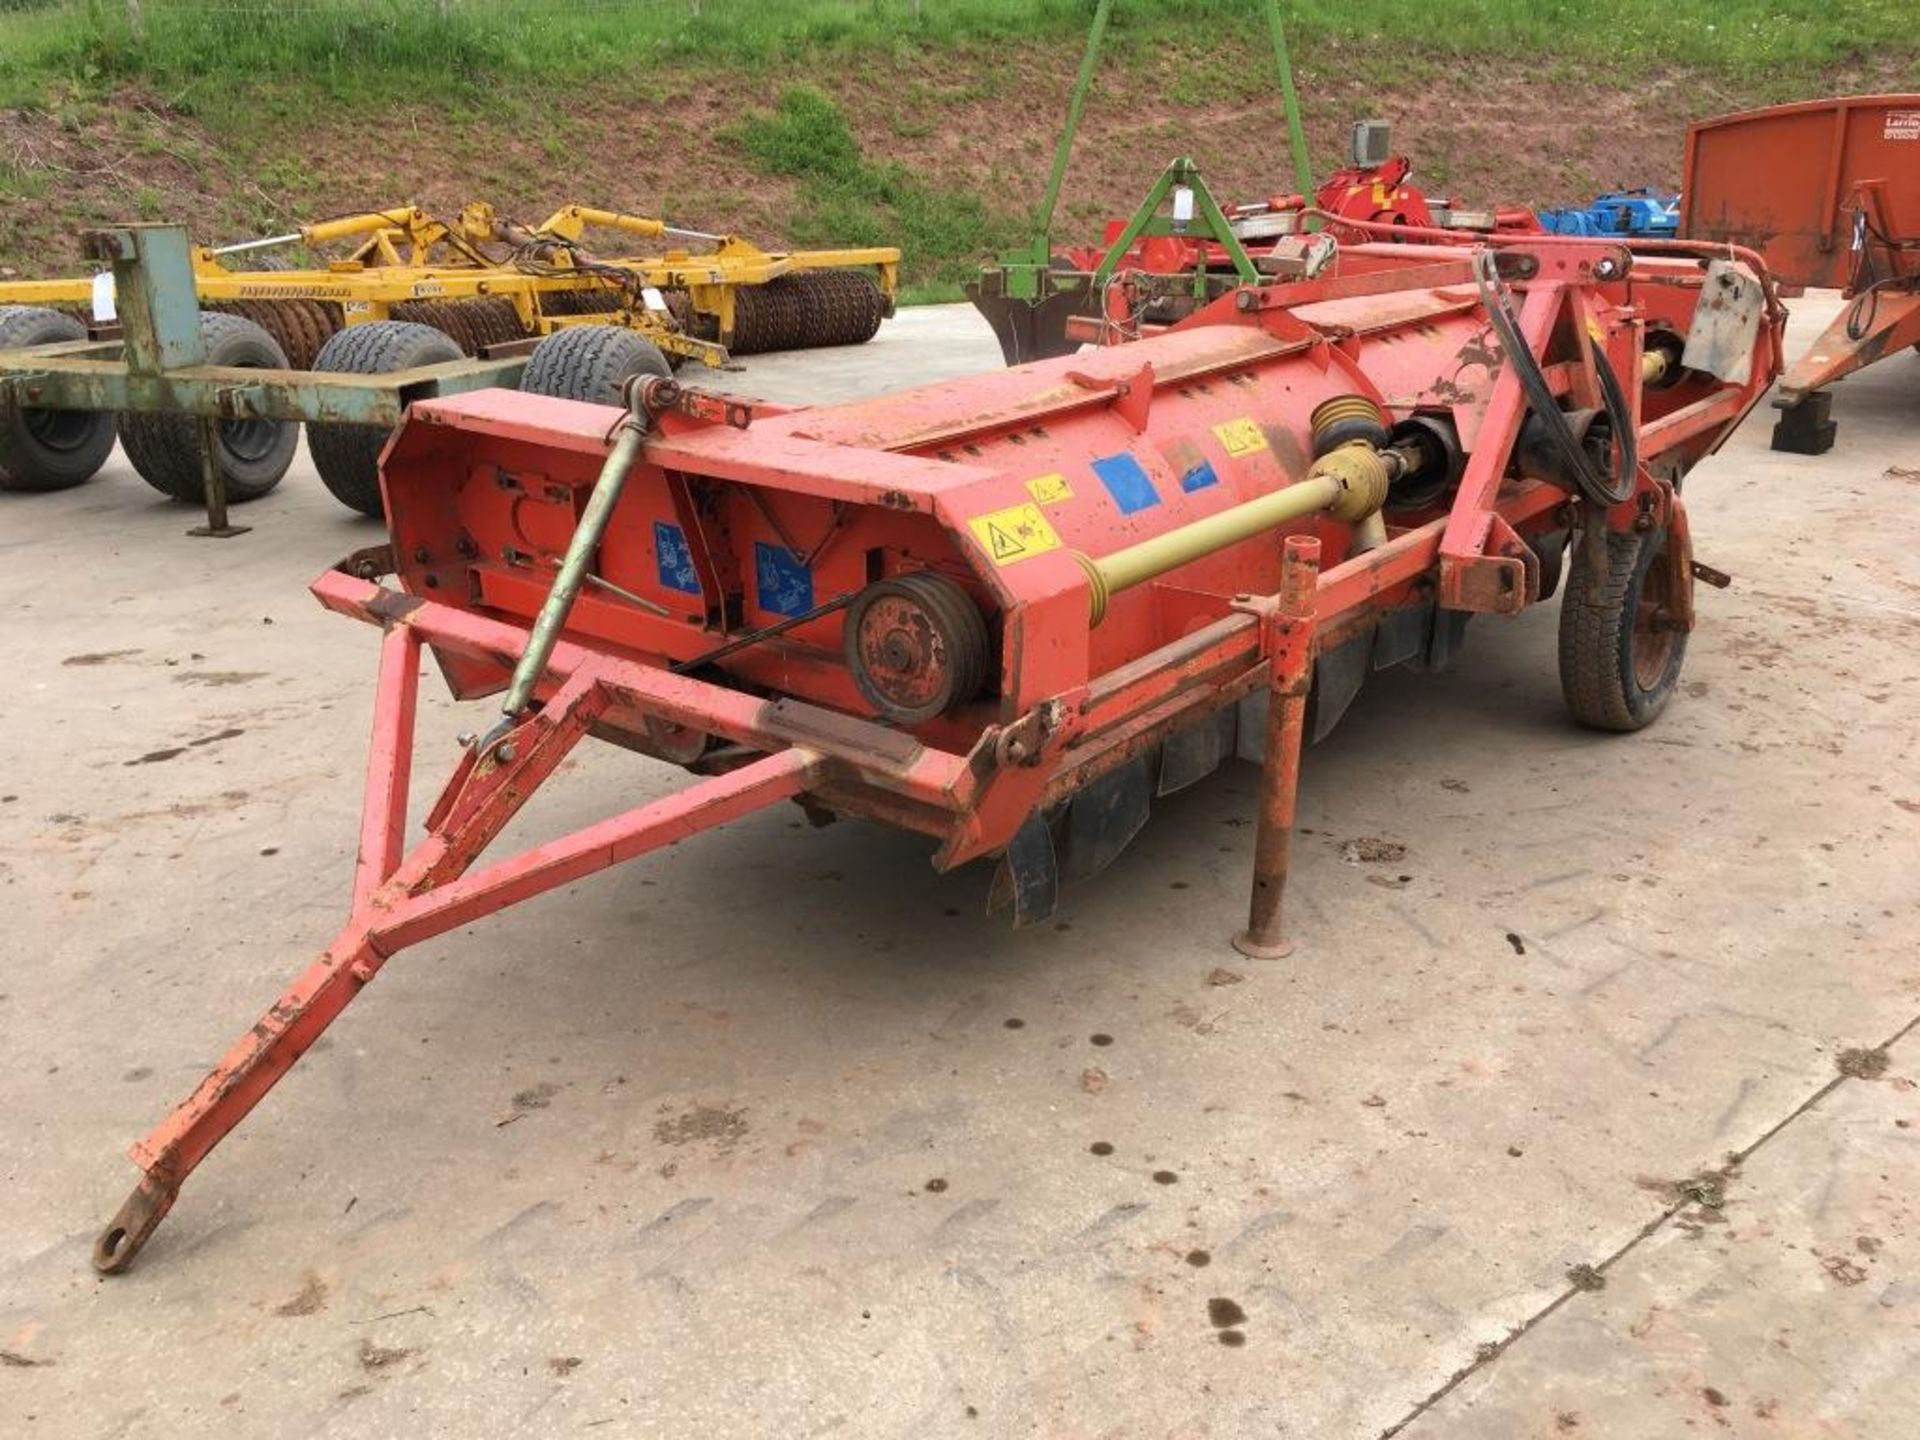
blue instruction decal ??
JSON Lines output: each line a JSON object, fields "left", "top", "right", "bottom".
{"left": 1091, "top": 452, "right": 1161, "bottom": 515}
{"left": 653, "top": 520, "right": 701, "bottom": 595}
{"left": 754, "top": 541, "right": 815, "bottom": 617}
{"left": 1179, "top": 457, "right": 1220, "bottom": 493}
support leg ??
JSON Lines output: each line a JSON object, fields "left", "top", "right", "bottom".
{"left": 186, "top": 414, "right": 248, "bottom": 538}
{"left": 353, "top": 625, "right": 422, "bottom": 911}
{"left": 1233, "top": 534, "right": 1321, "bottom": 959}
{"left": 1770, "top": 389, "right": 1836, "bottom": 456}
{"left": 1770, "top": 286, "right": 1920, "bottom": 455}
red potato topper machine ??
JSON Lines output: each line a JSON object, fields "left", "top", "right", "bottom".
{"left": 94, "top": 191, "right": 1783, "bottom": 1271}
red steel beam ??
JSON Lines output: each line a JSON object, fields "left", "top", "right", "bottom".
{"left": 93, "top": 654, "right": 821, "bottom": 1274}
{"left": 353, "top": 624, "right": 420, "bottom": 912}
{"left": 1439, "top": 284, "right": 1562, "bottom": 585}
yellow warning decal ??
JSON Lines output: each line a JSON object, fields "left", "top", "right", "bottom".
{"left": 1025, "top": 472, "right": 1074, "bottom": 506}
{"left": 967, "top": 502, "right": 1062, "bottom": 567}
{"left": 1213, "top": 418, "right": 1269, "bottom": 457}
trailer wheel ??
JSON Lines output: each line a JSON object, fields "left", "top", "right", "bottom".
{"left": 0, "top": 306, "right": 116, "bottom": 492}
{"left": 307, "top": 321, "right": 464, "bottom": 518}
{"left": 521, "top": 325, "right": 669, "bottom": 406}
{"left": 118, "top": 313, "right": 299, "bottom": 504}
{"left": 1557, "top": 525, "right": 1687, "bottom": 732}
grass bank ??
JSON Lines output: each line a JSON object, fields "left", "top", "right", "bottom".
{"left": 0, "top": 1, "right": 1914, "bottom": 289}
{"left": 1, "top": 0, "right": 1915, "bottom": 110}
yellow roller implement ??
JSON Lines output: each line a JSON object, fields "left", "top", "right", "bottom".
{"left": 0, "top": 201, "right": 901, "bottom": 369}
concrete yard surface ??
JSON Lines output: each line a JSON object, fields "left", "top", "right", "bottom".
{"left": 0, "top": 298, "right": 1917, "bottom": 1438}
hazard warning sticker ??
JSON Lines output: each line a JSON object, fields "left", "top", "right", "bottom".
{"left": 1887, "top": 111, "right": 1920, "bottom": 141}
{"left": 1026, "top": 472, "right": 1073, "bottom": 506}
{"left": 967, "top": 502, "right": 1062, "bottom": 566}
{"left": 1213, "top": 418, "right": 1268, "bottom": 457}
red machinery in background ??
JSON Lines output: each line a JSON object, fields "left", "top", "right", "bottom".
{"left": 1682, "top": 94, "right": 1920, "bottom": 453}
{"left": 1014, "top": 125, "right": 1544, "bottom": 364}
{"left": 1055, "top": 141, "right": 1540, "bottom": 280}
{"left": 94, "top": 218, "right": 1782, "bottom": 1273}
{"left": 1273, "top": 129, "right": 1543, "bottom": 239}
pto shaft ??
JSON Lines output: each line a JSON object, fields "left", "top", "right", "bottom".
{"left": 1073, "top": 425, "right": 1398, "bottom": 625}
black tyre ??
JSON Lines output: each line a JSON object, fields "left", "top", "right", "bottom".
{"left": 1558, "top": 525, "right": 1688, "bottom": 732}
{"left": 0, "top": 306, "right": 115, "bottom": 492}
{"left": 118, "top": 313, "right": 298, "bottom": 504}
{"left": 521, "top": 325, "right": 670, "bottom": 406}
{"left": 307, "top": 321, "right": 463, "bottom": 518}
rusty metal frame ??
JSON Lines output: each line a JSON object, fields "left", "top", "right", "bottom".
{"left": 92, "top": 228, "right": 1785, "bottom": 1272}
{"left": 1777, "top": 180, "right": 1920, "bottom": 403}
{"left": 94, "top": 605, "right": 829, "bottom": 1273}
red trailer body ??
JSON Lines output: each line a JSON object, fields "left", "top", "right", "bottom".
{"left": 1682, "top": 95, "right": 1920, "bottom": 451}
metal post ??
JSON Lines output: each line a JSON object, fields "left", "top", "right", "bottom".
{"left": 1264, "top": 0, "right": 1314, "bottom": 201}
{"left": 1028, "top": 0, "right": 1113, "bottom": 265}
{"left": 86, "top": 227, "right": 252, "bottom": 540}
{"left": 186, "top": 414, "right": 247, "bottom": 538}
{"left": 1233, "top": 534, "right": 1320, "bottom": 959}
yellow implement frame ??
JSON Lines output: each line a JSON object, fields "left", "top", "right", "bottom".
{"left": 0, "top": 202, "right": 901, "bottom": 368}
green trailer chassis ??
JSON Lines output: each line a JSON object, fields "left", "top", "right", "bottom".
{"left": 0, "top": 225, "right": 523, "bottom": 536}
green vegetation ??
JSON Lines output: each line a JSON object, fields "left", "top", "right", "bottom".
{"left": 729, "top": 86, "right": 1018, "bottom": 290}
{"left": 0, "top": 0, "right": 1915, "bottom": 109}
{"left": 0, "top": 0, "right": 1914, "bottom": 294}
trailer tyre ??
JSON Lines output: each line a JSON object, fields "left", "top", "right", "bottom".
{"left": 1557, "top": 525, "right": 1687, "bottom": 732}
{"left": 0, "top": 306, "right": 116, "bottom": 492}
{"left": 118, "top": 313, "right": 299, "bottom": 504}
{"left": 521, "top": 325, "right": 670, "bottom": 407}
{"left": 307, "top": 321, "right": 464, "bottom": 518}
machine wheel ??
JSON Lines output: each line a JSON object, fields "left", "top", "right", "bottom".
{"left": 1557, "top": 525, "right": 1687, "bottom": 732}
{"left": 307, "top": 321, "right": 463, "bottom": 519}
{"left": 520, "top": 325, "right": 670, "bottom": 406}
{"left": 0, "top": 306, "right": 116, "bottom": 492}
{"left": 118, "top": 313, "right": 299, "bottom": 504}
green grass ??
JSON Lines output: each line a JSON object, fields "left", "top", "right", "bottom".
{"left": 728, "top": 85, "right": 1020, "bottom": 288}
{"left": 1, "top": 0, "right": 1914, "bottom": 110}
{"left": 0, "top": 0, "right": 1913, "bottom": 284}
